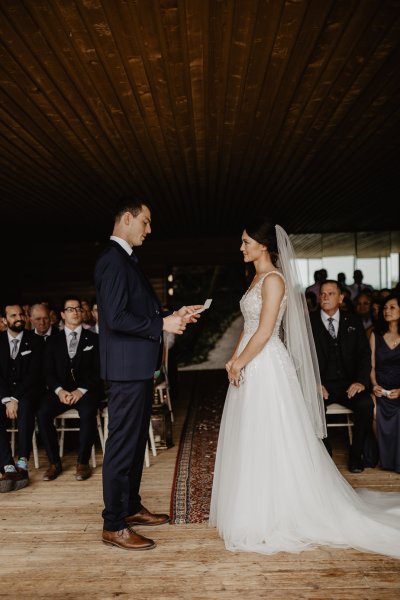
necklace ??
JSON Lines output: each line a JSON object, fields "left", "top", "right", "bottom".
{"left": 385, "top": 334, "right": 400, "bottom": 349}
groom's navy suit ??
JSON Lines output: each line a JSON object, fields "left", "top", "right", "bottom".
{"left": 94, "top": 240, "right": 167, "bottom": 531}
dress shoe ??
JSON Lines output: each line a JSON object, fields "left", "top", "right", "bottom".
{"left": 349, "top": 459, "right": 364, "bottom": 473}
{"left": 43, "top": 462, "right": 62, "bottom": 481}
{"left": 0, "top": 471, "right": 28, "bottom": 493}
{"left": 102, "top": 527, "right": 156, "bottom": 550}
{"left": 126, "top": 506, "right": 170, "bottom": 527}
{"left": 75, "top": 463, "right": 92, "bottom": 481}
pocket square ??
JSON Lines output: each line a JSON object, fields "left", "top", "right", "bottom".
{"left": 21, "top": 350, "right": 32, "bottom": 356}
{"left": 83, "top": 345, "right": 93, "bottom": 352}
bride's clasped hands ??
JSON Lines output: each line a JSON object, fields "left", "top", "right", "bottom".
{"left": 225, "top": 359, "right": 244, "bottom": 386}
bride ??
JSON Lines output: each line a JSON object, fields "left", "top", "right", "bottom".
{"left": 209, "top": 219, "right": 400, "bottom": 557}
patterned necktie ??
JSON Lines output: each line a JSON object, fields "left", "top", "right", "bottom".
{"left": 43, "top": 334, "right": 49, "bottom": 341}
{"left": 11, "top": 338, "right": 19, "bottom": 359}
{"left": 68, "top": 331, "right": 78, "bottom": 358}
{"left": 327, "top": 317, "right": 336, "bottom": 339}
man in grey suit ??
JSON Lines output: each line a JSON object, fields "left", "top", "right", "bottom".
{"left": 94, "top": 197, "right": 200, "bottom": 550}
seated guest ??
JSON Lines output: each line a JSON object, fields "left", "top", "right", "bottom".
{"left": 305, "top": 290, "right": 317, "bottom": 312}
{"left": 370, "top": 293, "right": 400, "bottom": 473}
{"left": 310, "top": 280, "right": 374, "bottom": 472}
{"left": 37, "top": 296, "right": 102, "bottom": 482}
{"left": 354, "top": 292, "right": 374, "bottom": 338}
{"left": 337, "top": 272, "right": 351, "bottom": 296}
{"left": 49, "top": 306, "right": 63, "bottom": 330}
{"left": 81, "top": 299, "right": 95, "bottom": 329}
{"left": 89, "top": 297, "right": 99, "bottom": 334}
{"left": 0, "top": 303, "right": 44, "bottom": 486}
{"left": 349, "top": 269, "right": 374, "bottom": 300}
{"left": 30, "top": 303, "right": 59, "bottom": 339}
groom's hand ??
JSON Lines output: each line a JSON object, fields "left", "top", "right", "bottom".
{"left": 176, "top": 305, "right": 203, "bottom": 323}
{"left": 163, "top": 314, "right": 187, "bottom": 335}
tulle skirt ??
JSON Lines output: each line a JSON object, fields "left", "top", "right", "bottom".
{"left": 209, "top": 335, "right": 400, "bottom": 557}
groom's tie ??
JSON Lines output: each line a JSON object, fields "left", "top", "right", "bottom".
{"left": 130, "top": 250, "right": 138, "bottom": 263}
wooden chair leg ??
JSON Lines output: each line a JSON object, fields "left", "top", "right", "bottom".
{"left": 148, "top": 421, "right": 157, "bottom": 457}
{"left": 32, "top": 431, "right": 39, "bottom": 469}
{"left": 144, "top": 442, "right": 150, "bottom": 467}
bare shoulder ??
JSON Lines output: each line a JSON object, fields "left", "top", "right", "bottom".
{"left": 262, "top": 271, "right": 285, "bottom": 289}
{"left": 261, "top": 271, "right": 285, "bottom": 300}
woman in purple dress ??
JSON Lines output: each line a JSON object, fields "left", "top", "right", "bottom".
{"left": 370, "top": 293, "right": 400, "bottom": 472}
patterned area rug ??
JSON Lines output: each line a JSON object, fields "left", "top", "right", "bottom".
{"left": 170, "top": 370, "right": 227, "bottom": 524}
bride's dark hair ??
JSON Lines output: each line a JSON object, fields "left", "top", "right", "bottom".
{"left": 244, "top": 217, "right": 279, "bottom": 266}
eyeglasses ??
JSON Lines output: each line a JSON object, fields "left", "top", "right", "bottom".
{"left": 63, "top": 307, "right": 82, "bottom": 313}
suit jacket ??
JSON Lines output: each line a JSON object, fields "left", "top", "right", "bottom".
{"left": 44, "top": 329, "right": 101, "bottom": 394}
{"left": 94, "top": 241, "right": 167, "bottom": 381}
{"left": 0, "top": 330, "right": 44, "bottom": 402}
{"left": 309, "top": 310, "right": 371, "bottom": 388}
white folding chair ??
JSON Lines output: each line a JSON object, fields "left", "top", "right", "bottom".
{"left": 7, "top": 419, "right": 39, "bottom": 469}
{"left": 101, "top": 405, "right": 156, "bottom": 467}
{"left": 326, "top": 403, "right": 354, "bottom": 444}
{"left": 55, "top": 408, "right": 104, "bottom": 468}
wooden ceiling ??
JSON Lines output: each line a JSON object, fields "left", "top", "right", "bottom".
{"left": 1, "top": 0, "right": 400, "bottom": 243}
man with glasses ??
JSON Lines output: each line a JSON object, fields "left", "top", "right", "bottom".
{"left": 37, "top": 296, "right": 102, "bottom": 481}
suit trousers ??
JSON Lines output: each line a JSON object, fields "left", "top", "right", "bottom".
{"left": 324, "top": 382, "right": 374, "bottom": 459}
{"left": 102, "top": 378, "right": 153, "bottom": 531}
{"left": 37, "top": 392, "right": 98, "bottom": 464}
{"left": 0, "top": 405, "right": 14, "bottom": 468}
{"left": 0, "top": 396, "right": 36, "bottom": 464}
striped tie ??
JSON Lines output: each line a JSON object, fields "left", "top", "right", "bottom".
{"left": 11, "top": 339, "right": 19, "bottom": 359}
{"left": 68, "top": 331, "right": 78, "bottom": 358}
{"left": 327, "top": 317, "right": 336, "bottom": 339}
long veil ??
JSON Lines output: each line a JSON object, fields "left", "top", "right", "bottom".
{"left": 275, "top": 225, "right": 327, "bottom": 439}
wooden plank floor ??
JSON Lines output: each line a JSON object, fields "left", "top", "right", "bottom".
{"left": 1, "top": 371, "right": 400, "bottom": 600}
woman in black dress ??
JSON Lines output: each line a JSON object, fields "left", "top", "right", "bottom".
{"left": 370, "top": 293, "right": 400, "bottom": 472}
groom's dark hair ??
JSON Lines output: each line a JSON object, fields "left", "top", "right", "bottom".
{"left": 113, "top": 196, "right": 152, "bottom": 221}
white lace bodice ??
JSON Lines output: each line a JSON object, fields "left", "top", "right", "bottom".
{"left": 240, "top": 271, "right": 287, "bottom": 338}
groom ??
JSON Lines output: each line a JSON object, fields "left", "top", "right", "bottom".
{"left": 94, "top": 197, "right": 200, "bottom": 550}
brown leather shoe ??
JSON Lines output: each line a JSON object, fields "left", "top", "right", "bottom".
{"left": 75, "top": 463, "right": 92, "bottom": 481}
{"left": 126, "top": 506, "right": 170, "bottom": 527}
{"left": 0, "top": 471, "right": 28, "bottom": 493}
{"left": 102, "top": 527, "right": 156, "bottom": 550}
{"left": 43, "top": 462, "right": 62, "bottom": 481}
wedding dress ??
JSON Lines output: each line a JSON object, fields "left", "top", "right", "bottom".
{"left": 209, "top": 271, "right": 400, "bottom": 557}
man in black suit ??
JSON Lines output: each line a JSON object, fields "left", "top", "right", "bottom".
{"left": 310, "top": 280, "right": 374, "bottom": 473}
{"left": 37, "top": 296, "right": 102, "bottom": 482}
{"left": 30, "top": 303, "right": 58, "bottom": 339}
{"left": 94, "top": 197, "right": 200, "bottom": 551}
{"left": 0, "top": 303, "right": 44, "bottom": 491}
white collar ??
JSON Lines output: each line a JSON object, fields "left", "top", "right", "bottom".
{"left": 320, "top": 309, "right": 340, "bottom": 324}
{"left": 110, "top": 235, "right": 134, "bottom": 256}
{"left": 64, "top": 325, "right": 82, "bottom": 337}
{"left": 7, "top": 331, "right": 23, "bottom": 343}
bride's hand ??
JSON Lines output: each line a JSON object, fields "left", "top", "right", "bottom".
{"left": 228, "top": 361, "right": 243, "bottom": 386}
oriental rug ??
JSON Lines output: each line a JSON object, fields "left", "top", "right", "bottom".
{"left": 170, "top": 369, "right": 227, "bottom": 524}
